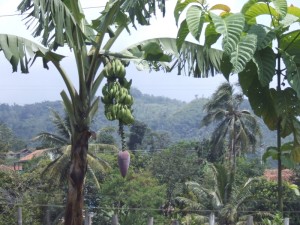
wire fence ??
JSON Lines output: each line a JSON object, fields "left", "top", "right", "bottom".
{"left": 0, "top": 201, "right": 299, "bottom": 225}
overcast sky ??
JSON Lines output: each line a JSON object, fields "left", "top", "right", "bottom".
{"left": 0, "top": 0, "right": 298, "bottom": 105}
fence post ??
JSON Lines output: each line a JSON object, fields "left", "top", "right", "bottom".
{"left": 284, "top": 218, "right": 289, "bottom": 225}
{"left": 246, "top": 215, "right": 253, "bottom": 225}
{"left": 209, "top": 212, "right": 215, "bottom": 225}
{"left": 112, "top": 214, "right": 118, "bottom": 225}
{"left": 147, "top": 217, "right": 154, "bottom": 225}
{"left": 17, "top": 207, "right": 22, "bottom": 225}
{"left": 84, "top": 211, "right": 92, "bottom": 225}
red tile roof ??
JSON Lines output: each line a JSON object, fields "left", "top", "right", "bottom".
{"left": 263, "top": 169, "right": 295, "bottom": 182}
{"left": 18, "top": 149, "right": 46, "bottom": 162}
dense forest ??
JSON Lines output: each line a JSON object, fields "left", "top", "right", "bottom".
{"left": 0, "top": 87, "right": 299, "bottom": 225}
{"left": 0, "top": 88, "right": 280, "bottom": 151}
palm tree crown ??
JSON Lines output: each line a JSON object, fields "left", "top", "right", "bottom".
{"left": 32, "top": 109, "right": 114, "bottom": 188}
{"left": 176, "top": 163, "right": 259, "bottom": 225}
{"left": 201, "top": 82, "right": 261, "bottom": 168}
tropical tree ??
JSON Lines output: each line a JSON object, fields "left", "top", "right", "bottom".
{"left": 98, "top": 169, "right": 167, "bottom": 225}
{"left": 127, "top": 120, "right": 148, "bottom": 152}
{"left": 97, "top": 126, "right": 117, "bottom": 145}
{"left": 0, "top": 1, "right": 163, "bottom": 224}
{"left": 32, "top": 109, "right": 71, "bottom": 149}
{"left": 0, "top": 0, "right": 225, "bottom": 224}
{"left": 174, "top": 0, "right": 300, "bottom": 212}
{"left": 32, "top": 109, "right": 114, "bottom": 189}
{"left": 176, "top": 163, "right": 259, "bottom": 225}
{"left": 0, "top": 122, "right": 25, "bottom": 154}
{"left": 201, "top": 82, "right": 261, "bottom": 170}
{"left": 150, "top": 141, "right": 204, "bottom": 213}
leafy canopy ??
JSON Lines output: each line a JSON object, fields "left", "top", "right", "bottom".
{"left": 175, "top": 0, "right": 300, "bottom": 162}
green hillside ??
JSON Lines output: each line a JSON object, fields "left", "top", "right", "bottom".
{"left": 0, "top": 88, "right": 280, "bottom": 148}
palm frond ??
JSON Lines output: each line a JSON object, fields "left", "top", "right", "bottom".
{"left": 17, "top": 0, "right": 88, "bottom": 50}
{"left": 175, "top": 196, "right": 204, "bottom": 211}
{"left": 0, "top": 34, "right": 64, "bottom": 73}
{"left": 87, "top": 153, "right": 110, "bottom": 174}
{"left": 121, "top": 0, "right": 166, "bottom": 28}
{"left": 203, "top": 82, "right": 233, "bottom": 112}
{"left": 31, "top": 132, "right": 69, "bottom": 147}
{"left": 233, "top": 178, "right": 261, "bottom": 207}
{"left": 50, "top": 109, "right": 71, "bottom": 142}
{"left": 87, "top": 165, "right": 100, "bottom": 190}
{"left": 42, "top": 144, "right": 112, "bottom": 187}
{"left": 117, "top": 38, "right": 225, "bottom": 78}
{"left": 42, "top": 145, "right": 71, "bottom": 185}
{"left": 201, "top": 109, "right": 227, "bottom": 127}
{"left": 210, "top": 118, "right": 231, "bottom": 151}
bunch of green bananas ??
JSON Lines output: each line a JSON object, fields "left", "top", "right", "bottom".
{"left": 102, "top": 58, "right": 126, "bottom": 81}
{"left": 101, "top": 59, "right": 134, "bottom": 125}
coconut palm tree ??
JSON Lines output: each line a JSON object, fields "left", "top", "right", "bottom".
{"left": 176, "top": 163, "right": 259, "bottom": 225}
{"left": 0, "top": 1, "right": 226, "bottom": 224}
{"left": 201, "top": 82, "right": 261, "bottom": 170}
{"left": 32, "top": 109, "right": 117, "bottom": 189}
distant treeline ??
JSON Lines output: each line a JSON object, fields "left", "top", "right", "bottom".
{"left": 0, "top": 88, "right": 280, "bottom": 148}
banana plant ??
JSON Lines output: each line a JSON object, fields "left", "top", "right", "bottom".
{"left": 0, "top": 1, "right": 166, "bottom": 224}
{"left": 175, "top": 0, "right": 300, "bottom": 212}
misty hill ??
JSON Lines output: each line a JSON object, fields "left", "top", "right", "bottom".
{"left": 0, "top": 88, "right": 279, "bottom": 147}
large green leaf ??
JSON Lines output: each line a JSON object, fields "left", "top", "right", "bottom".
{"left": 253, "top": 47, "right": 276, "bottom": 86}
{"left": 271, "top": 88, "right": 300, "bottom": 137}
{"left": 230, "top": 34, "right": 257, "bottom": 73}
{"left": 281, "top": 30, "right": 300, "bottom": 64}
{"left": 18, "top": 0, "right": 87, "bottom": 50}
{"left": 141, "top": 42, "right": 172, "bottom": 62}
{"left": 87, "top": 98, "right": 100, "bottom": 126}
{"left": 244, "top": 3, "right": 278, "bottom": 24}
{"left": 220, "top": 54, "right": 232, "bottom": 80}
{"left": 0, "top": 34, "right": 64, "bottom": 73}
{"left": 262, "top": 144, "right": 296, "bottom": 167}
{"left": 210, "top": 12, "right": 245, "bottom": 55}
{"left": 209, "top": 4, "right": 231, "bottom": 12}
{"left": 287, "top": 4, "right": 300, "bottom": 18}
{"left": 60, "top": 90, "right": 76, "bottom": 129}
{"left": 186, "top": 5, "right": 206, "bottom": 41}
{"left": 282, "top": 51, "right": 300, "bottom": 98}
{"left": 119, "top": 38, "right": 224, "bottom": 78}
{"left": 176, "top": 20, "right": 190, "bottom": 51}
{"left": 174, "top": 0, "right": 201, "bottom": 25}
{"left": 271, "top": 0, "right": 287, "bottom": 19}
{"left": 291, "top": 119, "right": 300, "bottom": 162}
{"left": 241, "top": 0, "right": 259, "bottom": 14}
{"left": 238, "top": 61, "right": 278, "bottom": 130}
{"left": 91, "top": 1, "right": 125, "bottom": 34}
{"left": 204, "top": 22, "right": 221, "bottom": 48}
{"left": 248, "top": 24, "right": 276, "bottom": 50}
{"left": 279, "top": 14, "right": 299, "bottom": 28}
{"left": 121, "top": 0, "right": 166, "bottom": 27}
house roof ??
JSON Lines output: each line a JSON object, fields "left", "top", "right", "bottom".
{"left": 18, "top": 149, "right": 46, "bottom": 162}
{"left": 263, "top": 169, "right": 295, "bottom": 182}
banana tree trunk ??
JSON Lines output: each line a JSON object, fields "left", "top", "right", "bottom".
{"left": 65, "top": 130, "right": 91, "bottom": 225}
